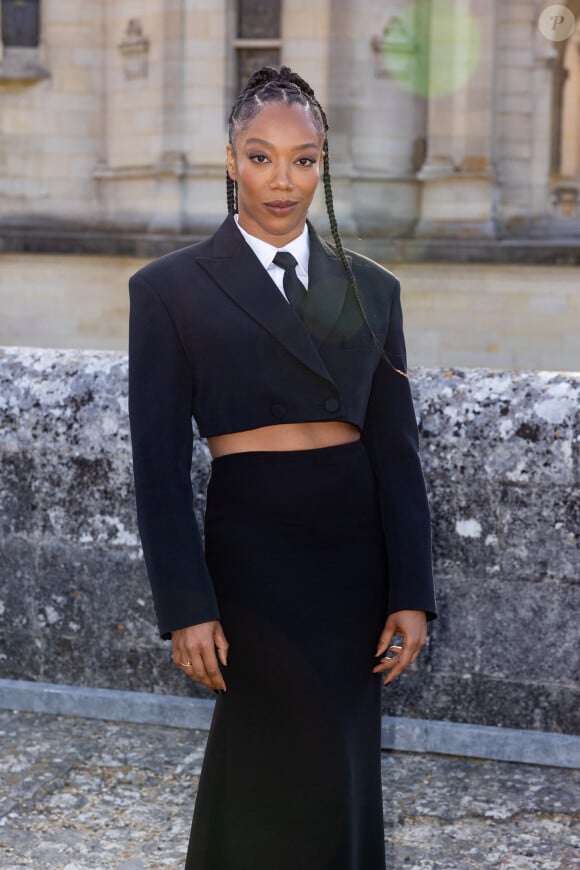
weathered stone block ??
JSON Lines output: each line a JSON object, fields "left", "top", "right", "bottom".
{"left": 0, "top": 453, "right": 39, "bottom": 537}
{"left": 428, "top": 479, "right": 502, "bottom": 578}
{"left": 383, "top": 671, "right": 580, "bottom": 734}
{"left": 0, "top": 538, "right": 37, "bottom": 669}
{"left": 413, "top": 369, "right": 579, "bottom": 487}
{"left": 497, "top": 485, "right": 579, "bottom": 584}
{"left": 34, "top": 453, "right": 138, "bottom": 548}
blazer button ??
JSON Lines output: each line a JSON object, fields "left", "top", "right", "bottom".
{"left": 271, "top": 403, "right": 287, "bottom": 419}
{"left": 324, "top": 397, "right": 340, "bottom": 413}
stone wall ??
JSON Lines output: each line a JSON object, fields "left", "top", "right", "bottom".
{"left": 0, "top": 347, "right": 578, "bottom": 734}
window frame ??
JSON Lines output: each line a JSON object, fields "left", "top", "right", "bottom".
{"left": 232, "top": 0, "right": 282, "bottom": 98}
{"left": 0, "top": 0, "right": 48, "bottom": 82}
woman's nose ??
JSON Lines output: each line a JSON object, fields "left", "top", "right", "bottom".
{"left": 270, "top": 165, "right": 293, "bottom": 189}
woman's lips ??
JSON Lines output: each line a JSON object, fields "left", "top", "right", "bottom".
{"left": 264, "top": 201, "right": 298, "bottom": 216}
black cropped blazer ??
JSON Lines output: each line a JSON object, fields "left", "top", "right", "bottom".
{"left": 128, "top": 214, "right": 436, "bottom": 639}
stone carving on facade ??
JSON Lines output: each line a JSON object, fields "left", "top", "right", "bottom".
{"left": 118, "top": 18, "right": 150, "bottom": 81}
{"left": 371, "top": 18, "right": 417, "bottom": 82}
{"left": 550, "top": 184, "right": 579, "bottom": 218}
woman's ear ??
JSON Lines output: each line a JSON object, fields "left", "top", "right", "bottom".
{"left": 226, "top": 143, "right": 237, "bottom": 181}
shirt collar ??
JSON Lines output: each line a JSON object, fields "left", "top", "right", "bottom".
{"left": 234, "top": 214, "right": 310, "bottom": 275}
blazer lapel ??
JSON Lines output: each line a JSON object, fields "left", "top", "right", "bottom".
{"left": 196, "top": 215, "right": 338, "bottom": 389}
{"left": 303, "top": 221, "right": 351, "bottom": 346}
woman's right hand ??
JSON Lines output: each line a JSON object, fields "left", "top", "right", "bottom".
{"left": 171, "top": 620, "right": 229, "bottom": 693}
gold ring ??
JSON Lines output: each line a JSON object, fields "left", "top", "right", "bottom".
{"left": 179, "top": 660, "right": 192, "bottom": 668}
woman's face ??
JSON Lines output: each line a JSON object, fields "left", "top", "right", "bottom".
{"left": 226, "top": 101, "right": 324, "bottom": 247}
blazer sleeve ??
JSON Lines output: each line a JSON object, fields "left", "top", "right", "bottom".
{"left": 128, "top": 273, "right": 220, "bottom": 639}
{"left": 360, "top": 279, "right": 437, "bottom": 621}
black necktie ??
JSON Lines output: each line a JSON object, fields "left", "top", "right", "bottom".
{"left": 272, "top": 252, "right": 307, "bottom": 318}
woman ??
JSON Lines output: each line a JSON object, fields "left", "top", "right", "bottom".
{"left": 128, "top": 66, "right": 436, "bottom": 870}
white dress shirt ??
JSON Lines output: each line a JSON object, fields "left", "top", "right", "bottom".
{"left": 234, "top": 213, "right": 310, "bottom": 303}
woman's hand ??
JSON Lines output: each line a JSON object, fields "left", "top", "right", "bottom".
{"left": 171, "top": 620, "right": 229, "bottom": 693}
{"left": 372, "top": 610, "right": 427, "bottom": 686}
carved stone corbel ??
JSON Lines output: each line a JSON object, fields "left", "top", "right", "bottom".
{"left": 118, "top": 18, "right": 150, "bottom": 81}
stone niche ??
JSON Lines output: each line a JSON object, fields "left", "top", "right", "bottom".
{"left": 118, "top": 18, "right": 150, "bottom": 81}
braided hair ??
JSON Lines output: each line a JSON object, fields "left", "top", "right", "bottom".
{"left": 227, "top": 65, "right": 406, "bottom": 377}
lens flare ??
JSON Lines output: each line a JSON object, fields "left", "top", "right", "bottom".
{"left": 382, "top": 0, "right": 481, "bottom": 98}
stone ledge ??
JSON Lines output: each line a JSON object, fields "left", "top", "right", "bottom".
{"left": 1, "top": 222, "right": 580, "bottom": 263}
{"left": 0, "top": 62, "right": 49, "bottom": 82}
{"left": 1, "top": 679, "right": 578, "bottom": 769}
{"left": 0, "top": 47, "right": 49, "bottom": 83}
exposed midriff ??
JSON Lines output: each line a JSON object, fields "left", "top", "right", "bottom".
{"left": 207, "top": 420, "right": 361, "bottom": 459}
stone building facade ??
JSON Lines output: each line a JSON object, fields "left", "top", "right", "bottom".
{"left": 1, "top": 0, "right": 579, "bottom": 245}
{"left": 0, "top": 1, "right": 579, "bottom": 368}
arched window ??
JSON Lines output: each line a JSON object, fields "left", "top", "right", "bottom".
{"left": 1, "top": 0, "right": 41, "bottom": 48}
{"left": 233, "top": 0, "right": 281, "bottom": 96}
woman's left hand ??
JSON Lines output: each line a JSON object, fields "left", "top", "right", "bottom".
{"left": 372, "top": 610, "right": 427, "bottom": 686}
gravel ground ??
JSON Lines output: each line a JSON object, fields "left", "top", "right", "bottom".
{"left": 0, "top": 710, "right": 578, "bottom": 869}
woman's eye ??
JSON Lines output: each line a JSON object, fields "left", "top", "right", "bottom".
{"left": 296, "top": 157, "right": 316, "bottom": 166}
{"left": 249, "top": 153, "right": 269, "bottom": 164}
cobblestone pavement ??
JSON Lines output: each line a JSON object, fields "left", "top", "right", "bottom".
{"left": 0, "top": 710, "right": 578, "bottom": 870}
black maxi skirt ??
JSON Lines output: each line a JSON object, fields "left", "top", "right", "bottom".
{"left": 185, "top": 439, "right": 389, "bottom": 870}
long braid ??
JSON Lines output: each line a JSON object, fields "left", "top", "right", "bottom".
{"left": 321, "top": 141, "right": 407, "bottom": 377}
{"left": 227, "top": 65, "right": 406, "bottom": 377}
{"left": 226, "top": 172, "right": 237, "bottom": 215}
